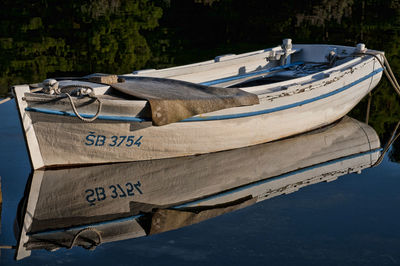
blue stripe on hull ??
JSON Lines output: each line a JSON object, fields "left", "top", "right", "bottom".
{"left": 25, "top": 68, "right": 383, "bottom": 123}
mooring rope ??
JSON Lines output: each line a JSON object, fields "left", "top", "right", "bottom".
{"left": 354, "top": 51, "right": 400, "bottom": 166}
{"left": 355, "top": 52, "right": 400, "bottom": 97}
{"left": 373, "top": 119, "right": 400, "bottom": 167}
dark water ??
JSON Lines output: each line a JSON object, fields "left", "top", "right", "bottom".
{"left": 1, "top": 1, "right": 400, "bottom": 265}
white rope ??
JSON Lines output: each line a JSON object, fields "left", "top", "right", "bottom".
{"left": 64, "top": 93, "right": 102, "bottom": 122}
{"left": 366, "top": 92, "right": 372, "bottom": 124}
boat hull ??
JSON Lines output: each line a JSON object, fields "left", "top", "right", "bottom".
{"left": 13, "top": 45, "right": 384, "bottom": 169}
{"left": 23, "top": 74, "right": 381, "bottom": 168}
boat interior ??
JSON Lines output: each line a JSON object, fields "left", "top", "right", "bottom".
{"left": 19, "top": 42, "right": 376, "bottom": 123}
{"left": 26, "top": 42, "right": 367, "bottom": 99}
{"left": 126, "top": 43, "right": 363, "bottom": 89}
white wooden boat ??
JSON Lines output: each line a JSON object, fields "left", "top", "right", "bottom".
{"left": 12, "top": 39, "right": 384, "bottom": 169}
{"left": 14, "top": 116, "right": 381, "bottom": 259}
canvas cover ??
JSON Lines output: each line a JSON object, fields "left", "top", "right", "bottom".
{"left": 111, "top": 77, "right": 259, "bottom": 126}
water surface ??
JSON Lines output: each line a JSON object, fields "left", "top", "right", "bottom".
{"left": 1, "top": 1, "right": 400, "bottom": 265}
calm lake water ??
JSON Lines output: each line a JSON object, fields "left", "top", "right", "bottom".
{"left": 1, "top": 0, "right": 400, "bottom": 265}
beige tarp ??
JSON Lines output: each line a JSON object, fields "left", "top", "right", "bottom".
{"left": 111, "top": 77, "right": 259, "bottom": 126}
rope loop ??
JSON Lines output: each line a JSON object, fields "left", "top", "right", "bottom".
{"left": 54, "top": 84, "right": 102, "bottom": 122}
{"left": 64, "top": 92, "right": 102, "bottom": 122}
{"left": 69, "top": 227, "right": 103, "bottom": 250}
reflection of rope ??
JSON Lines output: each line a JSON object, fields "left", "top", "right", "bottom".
{"left": 373, "top": 120, "right": 400, "bottom": 167}
{"left": 69, "top": 227, "right": 103, "bottom": 250}
{"left": 0, "top": 97, "right": 12, "bottom": 105}
{"left": 366, "top": 92, "right": 372, "bottom": 124}
{"left": 0, "top": 245, "right": 16, "bottom": 249}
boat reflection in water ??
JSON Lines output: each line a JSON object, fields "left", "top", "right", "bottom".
{"left": 15, "top": 116, "right": 381, "bottom": 260}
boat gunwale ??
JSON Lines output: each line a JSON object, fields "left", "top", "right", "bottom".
{"left": 23, "top": 64, "right": 384, "bottom": 123}
{"left": 19, "top": 44, "right": 384, "bottom": 124}
{"left": 21, "top": 45, "right": 382, "bottom": 101}
{"left": 22, "top": 55, "right": 371, "bottom": 107}
{"left": 129, "top": 43, "right": 381, "bottom": 78}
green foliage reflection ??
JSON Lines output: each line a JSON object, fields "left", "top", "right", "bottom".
{"left": 0, "top": 0, "right": 162, "bottom": 95}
